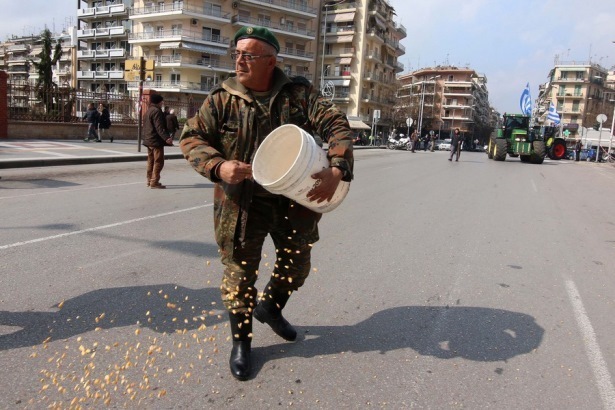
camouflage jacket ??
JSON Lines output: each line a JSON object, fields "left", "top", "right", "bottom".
{"left": 179, "top": 67, "right": 354, "bottom": 250}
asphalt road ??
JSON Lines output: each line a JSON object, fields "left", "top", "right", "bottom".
{"left": 1, "top": 150, "right": 614, "bottom": 409}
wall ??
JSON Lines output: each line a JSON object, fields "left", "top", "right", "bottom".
{"left": 7, "top": 121, "right": 138, "bottom": 139}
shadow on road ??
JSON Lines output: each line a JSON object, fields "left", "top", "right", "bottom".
{"left": 0, "top": 284, "right": 224, "bottom": 351}
{"left": 2, "top": 290, "right": 544, "bottom": 372}
{"left": 252, "top": 305, "right": 544, "bottom": 373}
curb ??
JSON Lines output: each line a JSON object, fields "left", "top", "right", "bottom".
{"left": 0, "top": 153, "right": 185, "bottom": 169}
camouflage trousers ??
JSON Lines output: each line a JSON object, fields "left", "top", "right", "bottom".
{"left": 219, "top": 195, "right": 316, "bottom": 314}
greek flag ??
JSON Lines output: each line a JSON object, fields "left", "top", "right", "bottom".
{"left": 547, "top": 102, "right": 560, "bottom": 125}
{"left": 519, "top": 83, "right": 532, "bottom": 116}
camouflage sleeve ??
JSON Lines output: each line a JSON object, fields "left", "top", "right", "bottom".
{"left": 179, "top": 93, "right": 226, "bottom": 181}
{"left": 305, "top": 85, "right": 354, "bottom": 180}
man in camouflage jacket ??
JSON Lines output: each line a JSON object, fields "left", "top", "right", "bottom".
{"left": 180, "top": 26, "right": 353, "bottom": 381}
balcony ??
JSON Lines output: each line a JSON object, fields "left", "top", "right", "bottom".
{"left": 556, "top": 76, "right": 586, "bottom": 82}
{"left": 366, "top": 28, "right": 385, "bottom": 44}
{"left": 242, "top": 0, "right": 317, "bottom": 17}
{"left": 8, "top": 44, "right": 28, "bottom": 52}
{"left": 130, "top": 3, "right": 231, "bottom": 24}
{"left": 365, "top": 52, "right": 382, "bottom": 63}
{"left": 129, "top": 29, "right": 229, "bottom": 51}
{"left": 231, "top": 15, "right": 315, "bottom": 40}
{"left": 78, "top": 27, "right": 128, "bottom": 39}
{"left": 78, "top": 3, "right": 127, "bottom": 19}
{"left": 77, "top": 70, "right": 124, "bottom": 80}
{"left": 279, "top": 47, "right": 314, "bottom": 61}
{"left": 78, "top": 48, "right": 127, "bottom": 59}
{"left": 127, "top": 80, "right": 212, "bottom": 95}
{"left": 150, "top": 55, "right": 235, "bottom": 72}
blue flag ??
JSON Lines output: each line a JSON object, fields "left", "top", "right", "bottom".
{"left": 547, "top": 102, "right": 560, "bottom": 125}
{"left": 520, "top": 83, "right": 532, "bottom": 116}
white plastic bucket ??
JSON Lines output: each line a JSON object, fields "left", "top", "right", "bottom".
{"left": 252, "top": 124, "right": 350, "bottom": 213}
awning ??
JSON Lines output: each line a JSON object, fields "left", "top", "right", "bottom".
{"left": 337, "top": 57, "right": 352, "bottom": 64}
{"left": 182, "top": 42, "right": 227, "bottom": 55}
{"left": 348, "top": 120, "right": 371, "bottom": 130}
{"left": 326, "top": 12, "right": 356, "bottom": 23}
{"left": 159, "top": 41, "right": 181, "bottom": 49}
{"left": 332, "top": 34, "right": 354, "bottom": 43}
{"left": 329, "top": 79, "right": 351, "bottom": 86}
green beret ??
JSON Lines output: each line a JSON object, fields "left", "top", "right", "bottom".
{"left": 233, "top": 26, "right": 280, "bottom": 53}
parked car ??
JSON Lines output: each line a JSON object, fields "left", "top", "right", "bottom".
{"left": 439, "top": 139, "right": 452, "bottom": 151}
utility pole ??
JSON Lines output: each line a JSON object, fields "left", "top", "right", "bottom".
{"left": 137, "top": 56, "right": 145, "bottom": 153}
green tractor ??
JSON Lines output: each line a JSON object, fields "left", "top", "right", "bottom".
{"left": 487, "top": 114, "right": 546, "bottom": 164}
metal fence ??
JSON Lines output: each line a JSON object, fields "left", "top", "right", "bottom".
{"left": 7, "top": 81, "right": 201, "bottom": 124}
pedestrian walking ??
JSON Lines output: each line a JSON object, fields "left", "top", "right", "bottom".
{"left": 98, "top": 103, "right": 113, "bottom": 142}
{"left": 166, "top": 108, "right": 180, "bottom": 140}
{"left": 179, "top": 26, "right": 354, "bottom": 381}
{"left": 83, "top": 103, "right": 100, "bottom": 142}
{"left": 575, "top": 139, "right": 582, "bottom": 162}
{"left": 410, "top": 129, "right": 418, "bottom": 152}
{"left": 449, "top": 128, "right": 462, "bottom": 161}
{"left": 143, "top": 94, "right": 172, "bottom": 189}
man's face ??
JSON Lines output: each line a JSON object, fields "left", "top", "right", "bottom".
{"left": 234, "top": 38, "right": 276, "bottom": 91}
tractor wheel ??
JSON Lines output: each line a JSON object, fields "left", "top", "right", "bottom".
{"left": 487, "top": 139, "right": 494, "bottom": 159}
{"left": 494, "top": 139, "right": 507, "bottom": 161}
{"left": 530, "top": 140, "right": 546, "bottom": 164}
{"left": 549, "top": 139, "right": 567, "bottom": 160}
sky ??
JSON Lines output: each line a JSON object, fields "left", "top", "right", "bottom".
{"left": 1, "top": 0, "right": 614, "bottom": 113}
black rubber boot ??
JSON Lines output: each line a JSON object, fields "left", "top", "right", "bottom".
{"left": 228, "top": 312, "right": 252, "bottom": 381}
{"left": 254, "top": 283, "right": 297, "bottom": 341}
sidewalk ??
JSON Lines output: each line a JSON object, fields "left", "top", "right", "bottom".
{"left": 0, "top": 139, "right": 382, "bottom": 169}
{"left": 0, "top": 139, "right": 183, "bottom": 169}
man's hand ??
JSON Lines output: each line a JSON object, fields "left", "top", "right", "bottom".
{"left": 307, "top": 167, "right": 343, "bottom": 203}
{"left": 218, "top": 160, "right": 252, "bottom": 184}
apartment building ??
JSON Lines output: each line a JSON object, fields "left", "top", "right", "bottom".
{"left": 127, "top": 0, "right": 319, "bottom": 108}
{"left": 76, "top": 0, "right": 132, "bottom": 94}
{"left": 0, "top": 29, "right": 78, "bottom": 110}
{"left": 320, "top": 0, "right": 405, "bottom": 133}
{"left": 397, "top": 66, "right": 491, "bottom": 141}
{"left": 535, "top": 61, "right": 615, "bottom": 139}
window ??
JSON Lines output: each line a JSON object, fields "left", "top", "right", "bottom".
{"left": 155, "top": 74, "right": 162, "bottom": 83}
{"left": 171, "top": 24, "right": 182, "bottom": 35}
{"left": 105, "top": 41, "right": 115, "bottom": 50}
{"left": 172, "top": 0, "right": 183, "bottom": 10}
{"left": 258, "top": 14, "right": 271, "bottom": 27}
{"left": 92, "top": 42, "right": 102, "bottom": 50}
{"left": 156, "top": 26, "right": 164, "bottom": 37}
{"left": 171, "top": 73, "right": 181, "bottom": 84}
{"left": 572, "top": 101, "right": 579, "bottom": 112}
{"left": 205, "top": 2, "right": 222, "bottom": 17}
{"left": 202, "top": 27, "right": 221, "bottom": 42}
{"left": 574, "top": 85, "right": 582, "bottom": 96}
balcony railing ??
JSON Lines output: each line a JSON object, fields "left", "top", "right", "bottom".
{"left": 231, "top": 15, "right": 316, "bottom": 38}
{"left": 149, "top": 55, "right": 235, "bottom": 71}
{"left": 78, "top": 3, "right": 127, "bottom": 18}
{"left": 78, "top": 27, "right": 128, "bottom": 38}
{"left": 78, "top": 48, "right": 127, "bottom": 59}
{"left": 244, "top": 0, "right": 318, "bottom": 16}
{"left": 279, "top": 47, "right": 315, "bottom": 59}
{"left": 130, "top": 3, "right": 231, "bottom": 20}
{"left": 129, "top": 30, "right": 229, "bottom": 46}
{"left": 77, "top": 70, "right": 124, "bottom": 79}
{"left": 127, "top": 80, "right": 213, "bottom": 93}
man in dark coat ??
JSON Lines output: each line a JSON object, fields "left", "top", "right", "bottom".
{"left": 83, "top": 103, "right": 100, "bottom": 142}
{"left": 449, "top": 128, "right": 463, "bottom": 161}
{"left": 180, "top": 26, "right": 353, "bottom": 381}
{"left": 143, "top": 94, "right": 171, "bottom": 188}
{"left": 98, "top": 103, "right": 113, "bottom": 142}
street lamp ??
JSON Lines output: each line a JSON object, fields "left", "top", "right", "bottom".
{"left": 320, "top": 0, "right": 346, "bottom": 92}
{"left": 418, "top": 75, "right": 439, "bottom": 137}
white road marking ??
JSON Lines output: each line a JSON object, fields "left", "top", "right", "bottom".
{"left": 0, "top": 182, "right": 145, "bottom": 200}
{"left": 0, "top": 204, "right": 212, "bottom": 250}
{"left": 565, "top": 280, "right": 615, "bottom": 409}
